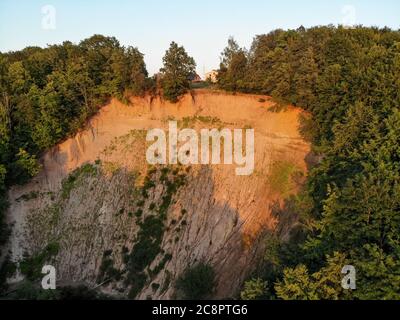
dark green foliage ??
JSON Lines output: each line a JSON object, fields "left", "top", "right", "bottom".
{"left": 218, "top": 37, "right": 248, "bottom": 92}
{"left": 128, "top": 216, "right": 164, "bottom": 271}
{"left": 103, "top": 249, "right": 113, "bottom": 257}
{"left": 160, "top": 42, "right": 196, "bottom": 102}
{"left": 134, "top": 209, "right": 143, "bottom": 218}
{"left": 0, "top": 167, "right": 9, "bottom": 291}
{"left": 125, "top": 167, "right": 184, "bottom": 298}
{"left": 161, "top": 271, "right": 172, "bottom": 294}
{"left": 150, "top": 253, "right": 173, "bottom": 276}
{"left": 7, "top": 280, "right": 61, "bottom": 300}
{"left": 16, "top": 190, "right": 39, "bottom": 202}
{"left": 97, "top": 251, "right": 121, "bottom": 282}
{"left": 0, "top": 256, "right": 16, "bottom": 294}
{"left": 218, "top": 26, "right": 400, "bottom": 146}
{"left": 151, "top": 282, "right": 160, "bottom": 292}
{"left": 136, "top": 200, "right": 145, "bottom": 207}
{"left": 143, "top": 176, "right": 156, "bottom": 193}
{"left": 57, "top": 285, "right": 112, "bottom": 300}
{"left": 11, "top": 148, "right": 41, "bottom": 184}
{"left": 176, "top": 263, "right": 215, "bottom": 300}
{"left": 127, "top": 272, "right": 147, "bottom": 299}
{"left": 226, "top": 26, "right": 400, "bottom": 300}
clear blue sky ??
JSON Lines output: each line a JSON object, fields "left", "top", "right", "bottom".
{"left": 1, "top": 0, "right": 399, "bottom": 75}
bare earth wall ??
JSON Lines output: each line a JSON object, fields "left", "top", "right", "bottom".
{"left": 6, "top": 90, "right": 311, "bottom": 299}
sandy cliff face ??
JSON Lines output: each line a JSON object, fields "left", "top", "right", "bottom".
{"left": 6, "top": 90, "right": 311, "bottom": 299}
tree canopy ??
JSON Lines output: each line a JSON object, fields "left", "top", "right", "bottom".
{"left": 223, "top": 26, "right": 400, "bottom": 300}
{"left": 160, "top": 42, "right": 196, "bottom": 102}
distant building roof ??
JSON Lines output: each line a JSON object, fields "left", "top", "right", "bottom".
{"left": 188, "top": 72, "right": 202, "bottom": 82}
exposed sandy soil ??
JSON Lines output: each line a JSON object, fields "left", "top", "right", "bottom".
{"left": 6, "top": 89, "right": 311, "bottom": 299}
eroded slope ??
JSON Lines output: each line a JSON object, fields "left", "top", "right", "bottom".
{"left": 6, "top": 90, "right": 311, "bottom": 299}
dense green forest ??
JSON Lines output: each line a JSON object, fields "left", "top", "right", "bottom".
{"left": 218, "top": 25, "right": 400, "bottom": 299}
{"left": 0, "top": 35, "right": 150, "bottom": 259}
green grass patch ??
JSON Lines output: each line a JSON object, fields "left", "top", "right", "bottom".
{"left": 178, "top": 116, "right": 222, "bottom": 128}
{"left": 269, "top": 161, "right": 298, "bottom": 196}
{"left": 61, "top": 164, "right": 97, "bottom": 199}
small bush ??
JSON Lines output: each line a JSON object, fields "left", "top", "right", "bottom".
{"left": 151, "top": 283, "right": 160, "bottom": 292}
{"left": 134, "top": 209, "right": 143, "bottom": 218}
{"left": 175, "top": 263, "right": 215, "bottom": 299}
{"left": 137, "top": 200, "right": 145, "bottom": 207}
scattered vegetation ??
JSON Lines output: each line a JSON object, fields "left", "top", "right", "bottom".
{"left": 0, "top": 257, "right": 17, "bottom": 294}
{"left": 61, "top": 163, "right": 97, "bottom": 199}
{"left": 97, "top": 250, "right": 122, "bottom": 282}
{"left": 178, "top": 115, "right": 222, "bottom": 128}
{"left": 125, "top": 166, "right": 186, "bottom": 298}
{"left": 151, "top": 282, "right": 160, "bottom": 292}
{"left": 150, "top": 253, "right": 173, "bottom": 276}
{"left": 19, "top": 242, "right": 60, "bottom": 281}
{"left": 101, "top": 161, "right": 121, "bottom": 175}
{"left": 16, "top": 190, "right": 40, "bottom": 202}
{"left": 134, "top": 209, "right": 143, "bottom": 218}
{"left": 3, "top": 282, "right": 112, "bottom": 300}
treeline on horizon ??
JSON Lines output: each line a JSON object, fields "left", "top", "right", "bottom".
{"left": 1, "top": 25, "right": 400, "bottom": 299}
{"left": 218, "top": 25, "right": 400, "bottom": 299}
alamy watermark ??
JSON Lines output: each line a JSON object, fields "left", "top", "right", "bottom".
{"left": 146, "top": 121, "right": 254, "bottom": 176}
{"left": 341, "top": 5, "right": 357, "bottom": 28}
{"left": 341, "top": 265, "right": 356, "bottom": 290}
{"left": 41, "top": 5, "right": 56, "bottom": 30}
{"left": 41, "top": 265, "right": 56, "bottom": 290}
